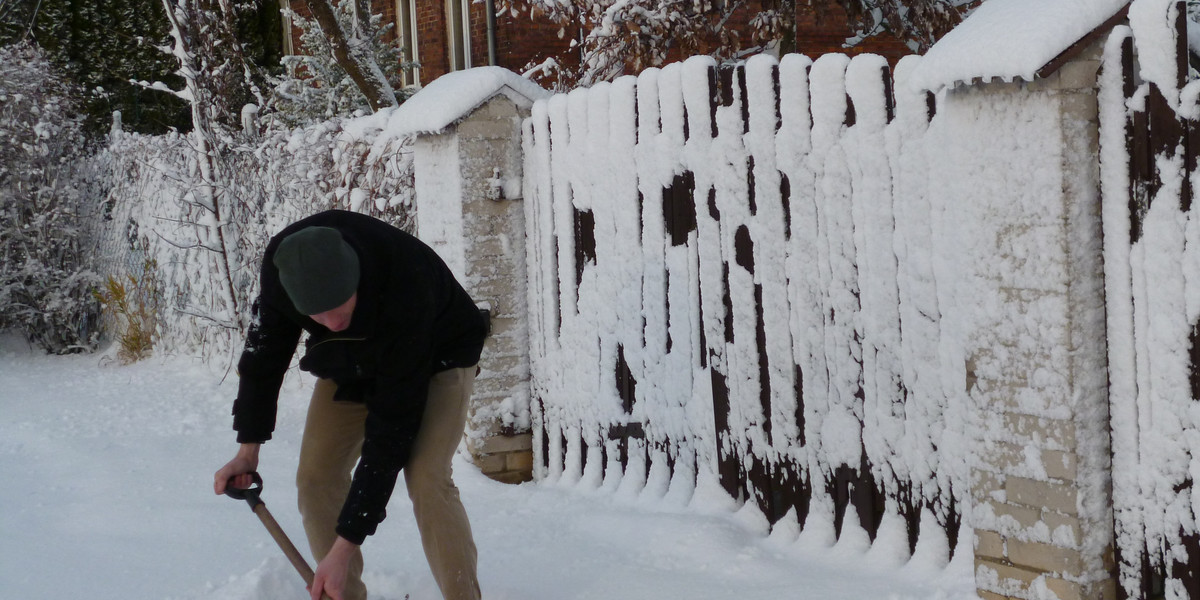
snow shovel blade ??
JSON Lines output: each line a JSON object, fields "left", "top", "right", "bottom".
{"left": 224, "top": 472, "right": 332, "bottom": 600}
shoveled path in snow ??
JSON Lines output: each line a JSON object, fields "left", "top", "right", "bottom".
{"left": 0, "top": 336, "right": 977, "bottom": 600}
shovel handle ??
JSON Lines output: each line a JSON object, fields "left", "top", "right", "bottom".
{"left": 251, "top": 501, "right": 316, "bottom": 585}
{"left": 224, "top": 472, "right": 332, "bottom": 600}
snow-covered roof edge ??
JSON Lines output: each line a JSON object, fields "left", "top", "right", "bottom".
{"left": 384, "top": 66, "right": 552, "bottom": 138}
{"left": 909, "top": 0, "right": 1130, "bottom": 92}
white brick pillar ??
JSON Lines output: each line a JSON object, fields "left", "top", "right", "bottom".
{"left": 413, "top": 94, "right": 535, "bottom": 483}
{"left": 942, "top": 47, "right": 1117, "bottom": 600}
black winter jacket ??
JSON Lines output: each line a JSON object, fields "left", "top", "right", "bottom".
{"left": 232, "top": 210, "right": 487, "bottom": 544}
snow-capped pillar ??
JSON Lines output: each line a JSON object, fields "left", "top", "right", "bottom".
{"left": 929, "top": 44, "right": 1116, "bottom": 600}
{"left": 408, "top": 70, "right": 550, "bottom": 484}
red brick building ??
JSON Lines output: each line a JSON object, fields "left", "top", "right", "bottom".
{"left": 284, "top": 0, "right": 923, "bottom": 92}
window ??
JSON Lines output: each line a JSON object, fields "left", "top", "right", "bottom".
{"left": 396, "top": 0, "right": 420, "bottom": 86}
{"left": 446, "top": 0, "right": 471, "bottom": 71}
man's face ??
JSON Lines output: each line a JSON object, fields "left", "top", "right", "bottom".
{"left": 308, "top": 292, "right": 357, "bottom": 332}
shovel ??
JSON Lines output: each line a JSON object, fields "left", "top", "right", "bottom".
{"left": 224, "top": 471, "right": 332, "bottom": 600}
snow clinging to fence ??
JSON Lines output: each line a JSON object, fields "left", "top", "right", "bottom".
{"left": 522, "top": 51, "right": 976, "bottom": 565}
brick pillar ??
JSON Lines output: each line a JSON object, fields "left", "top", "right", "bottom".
{"left": 458, "top": 96, "right": 533, "bottom": 483}
{"left": 413, "top": 94, "right": 534, "bottom": 484}
{"left": 958, "top": 46, "right": 1117, "bottom": 600}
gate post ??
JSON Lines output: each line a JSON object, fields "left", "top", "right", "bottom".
{"left": 400, "top": 69, "right": 550, "bottom": 483}
{"left": 910, "top": 0, "right": 1138, "bottom": 594}
{"left": 950, "top": 46, "right": 1116, "bottom": 600}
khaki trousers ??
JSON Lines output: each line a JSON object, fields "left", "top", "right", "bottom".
{"left": 296, "top": 367, "right": 481, "bottom": 600}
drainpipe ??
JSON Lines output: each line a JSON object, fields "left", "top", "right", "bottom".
{"left": 485, "top": 0, "right": 497, "bottom": 65}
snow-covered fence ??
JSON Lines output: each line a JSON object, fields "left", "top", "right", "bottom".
{"left": 522, "top": 53, "right": 968, "bottom": 561}
{"left": 1102, "top": 1, "right": 1200, "bottom": 597}
{"left": 98, "top": 118, "right": 415, "bottom": 364}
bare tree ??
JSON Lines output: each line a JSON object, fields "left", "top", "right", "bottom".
{"left": 271, "top": 0, "right": 409, "bottom": 125}
{"left": 160, "top": 0, "right": 254, "bottom": 333}
{"left": 506, "top": 0, "right": 758, "bottom": 86}
{"left": 834, "top": 0, "right": 972, "bottom": 52}
{"left": 301, "top": 0, "right": 397, "bottom": 110}
{"left": 504, "top": 0, "right": 972, "bottom": 86}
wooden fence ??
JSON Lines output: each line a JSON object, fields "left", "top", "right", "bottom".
{"left": 522, "top": 52, "right": 967, "bottom": 558}
{"left": 1102, "top": 2, "right": 1200, "bottom": 597}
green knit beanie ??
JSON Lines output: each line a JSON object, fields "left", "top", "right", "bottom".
{"left": 272, "top": 226, "right": 360, "bottom": 315}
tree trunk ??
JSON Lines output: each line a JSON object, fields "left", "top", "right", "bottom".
{"left": 161, "top": 0, "right": 243, "bottom": 332}
{"left": 302, "top": 0, "right": 397, "bottom": 111}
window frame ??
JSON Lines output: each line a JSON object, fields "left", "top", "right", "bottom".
{"left": 396, "top": 0, "right": 421, "bottom": 86}
{"left": 445, "top": 0, "right": 471, "bottom": 72}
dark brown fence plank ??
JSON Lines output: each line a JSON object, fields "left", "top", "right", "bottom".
{"left": 663, "top": 171, "right": 697, "bottom": 247}
{"left": 711, "top": 369, "right": 741, "bottom": 501}
{"left": 573, "top": 208, "right": 596, "bottom": 294}
{"left": 1117, "top": 28, "right": 1153, "bottom": 600}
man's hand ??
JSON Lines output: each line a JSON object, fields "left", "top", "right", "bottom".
{"left": 309, "top": 536, "right": 357, "bottom": 600}
{"left": 213, "top": 443, "right": 261, "bottom": 494}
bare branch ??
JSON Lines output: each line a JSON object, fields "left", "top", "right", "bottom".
{"left": 171, "top": 305, "right": 238, "bottom": 329}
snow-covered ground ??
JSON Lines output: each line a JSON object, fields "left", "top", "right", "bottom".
{"left": 0, "top": 335, "right": 978, "bottom": 600}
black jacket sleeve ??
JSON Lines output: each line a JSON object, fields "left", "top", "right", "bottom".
{"left": 334, "top": 375, "right": 431, "bottom": 544}
{"left": 232, "top": 296, "right": 302, "bottom": 443}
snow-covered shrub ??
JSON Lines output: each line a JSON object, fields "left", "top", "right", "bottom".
{"left": 89, "top": 0, "right": 418, "bottom": 363}
{"left": 0, "top": 42, "right": 106, "bottom": 354}
{"left": 100, "top": 113, "right": 414, "bottom": 361}
{"left": 268, "top": 0, "right": 415, "bottom": 127}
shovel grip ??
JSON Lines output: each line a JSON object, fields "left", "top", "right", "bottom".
{"left": 223, "top": 471, "right": 264, "bottom": 509}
